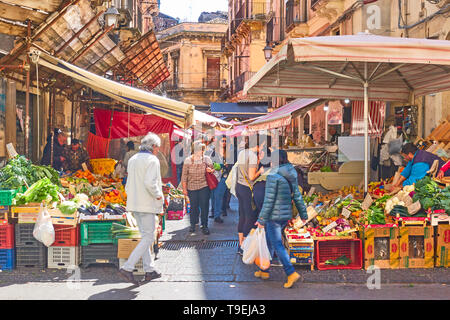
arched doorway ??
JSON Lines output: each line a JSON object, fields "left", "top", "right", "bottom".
{"left": 303, "top": 113, "right": 310, "bottom": 135}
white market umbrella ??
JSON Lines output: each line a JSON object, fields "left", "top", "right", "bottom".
{"left": 244, "top": 32, "right": 450, "bottom": 193}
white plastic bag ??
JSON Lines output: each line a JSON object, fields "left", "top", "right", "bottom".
{"left": 33, "top": 204, "right": 55, "bottom": 247}
{"left": 255, "top": 228, "right": 271, "bottom": 271}
{"left": 242, "top": 229, "right": 258, "bottom": 264}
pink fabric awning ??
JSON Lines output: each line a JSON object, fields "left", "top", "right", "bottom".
{"left": 246, "top": 98, "right": 322, "bottom": 131}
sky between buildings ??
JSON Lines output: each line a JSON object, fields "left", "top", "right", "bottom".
{"left": 159, "top": 0, "right": 228, "bottom": 23}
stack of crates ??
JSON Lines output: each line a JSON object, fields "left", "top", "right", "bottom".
{"left": 48, "top": 225, "right": 80, "bottom": 269}
{"left": 0, "top": 223, "right": 15, "bottom": 270}
{"left": 15, "top": 224, "right": 47, "bottom": 268}
{"left": 80, "top": 220, "right": 125, "bottom": 268}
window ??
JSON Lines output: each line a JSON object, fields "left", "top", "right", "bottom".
{"left": 206, "top": 57, "right": 220, "bottom": 89}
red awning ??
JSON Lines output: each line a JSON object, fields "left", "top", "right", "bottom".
{"left": 246, "top": 98, "right": 323, "bottom": 132}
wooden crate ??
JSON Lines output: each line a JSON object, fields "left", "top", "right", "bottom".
{"left": 360, "top": 225, "right": 400, "bottom": 269}
{"left": 283, "top": 233, "right": 314, "bottom": 270}
{"left": 435, "top": 224, "right": 450, "bottom": 268}
{"left": 11, "top": 205, "right": 78, "bottom": 226}
{"left": 399, "top": 226, "right": 434, "bottom": 269}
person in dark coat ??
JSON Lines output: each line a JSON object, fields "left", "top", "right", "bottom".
{"left": 41, "top": 128, "right": 67, "bottom": 171}
{"left": 254, "top": 149, "right": 307, "bottom": 289}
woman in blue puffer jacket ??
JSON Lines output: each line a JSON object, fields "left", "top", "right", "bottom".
{"left": 255, "top": 149, "right": 308, "bottom": 289}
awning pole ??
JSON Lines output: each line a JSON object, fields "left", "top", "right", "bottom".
{"left": 364, "top": 80, "right": 369, "bottom": 195}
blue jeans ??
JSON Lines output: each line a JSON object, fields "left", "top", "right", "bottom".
{"left": 213, "top": 177, "right": 227, "bottom": 219}
{"left": 263, "top": 220, "right": 295, "bottom": 276}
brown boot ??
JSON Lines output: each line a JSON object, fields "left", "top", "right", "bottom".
{"left": 118, "top": 268, "right": 139, "bottom": 286}
{"left": 283, "top": 272, "right": 300, "bottom": 289}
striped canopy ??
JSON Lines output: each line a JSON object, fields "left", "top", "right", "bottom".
{"left": 244, "top": 33, "right": 450, "bottom": 101}
{"left": 244, "top": 33, "right": 450, "bottom": 193}
{"left": 31, "top": 49, "right": 194, "bottom": 128}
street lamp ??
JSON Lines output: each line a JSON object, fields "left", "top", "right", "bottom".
{"left": 104, "top": 6, "right": 119, "bottom": 28}
{"left": 263, "top": 42, "right": 273, "bottom": 62}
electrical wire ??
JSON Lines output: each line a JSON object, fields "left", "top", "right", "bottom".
{"left": 398, "top": 0, "right": 450, "bottom": 30}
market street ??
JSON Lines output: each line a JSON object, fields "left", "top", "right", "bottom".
{"left": 0, "top": 198, "right": 449, "bottom": 300}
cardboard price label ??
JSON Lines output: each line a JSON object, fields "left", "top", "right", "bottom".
{"left": 361, "top": 193, "right": 373, "bottom": 211}
{"left": 403, "top": 195, "right": 413, "bottom": 207}
{"left": 322, "top": 221, "right": 338, "bottom": 233}
{"left": 82, "top": 163, "right": 88, "bottom": 172}
{"left": 407, "top": 201, "right": 421, "bottom": 215}
{"left": 342, "top": 207, "right": 351, "bottom": 219}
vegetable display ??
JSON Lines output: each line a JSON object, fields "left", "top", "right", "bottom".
{"left": 12, "top": 178, "right": 60, "bottom": 205}
{"left": 412, "top": 176, "right": 449, "bottom": 212}
{"left": 0, "top": 155, "right": 61, "bottom": 190}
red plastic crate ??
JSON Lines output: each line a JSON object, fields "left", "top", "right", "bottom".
{"left": 51, "top": 225, "right": 79, "bottom": 247}
{"left": 0, "top": 224, "right": 14, "bottom": 249}
{"left": 315, "top": 239, "right": 362, "bottom": 270}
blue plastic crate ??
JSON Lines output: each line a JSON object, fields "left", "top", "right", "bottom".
{"left": 0, "top": 248, "right": 15, "bottom": 270}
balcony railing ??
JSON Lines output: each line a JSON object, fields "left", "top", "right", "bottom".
{"left": 266, "top": 16, "right": 284, "bottom": 44}
{"left": 234, "top": 71, "right": 256, "bottom": 94}
{"left": 203, "top": 77, "right": 221, "bottom": 90}
{"left": 286, "top": 0, "right": 306, "bottom": 31}
{"left": 231, "top": 1, "right": 268, "bottom": 35}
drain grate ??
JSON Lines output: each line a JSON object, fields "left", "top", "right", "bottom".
{"left": 160, "top": 240, "right": 239, "bottom": 251}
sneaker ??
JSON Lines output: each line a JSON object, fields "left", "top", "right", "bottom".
{"left": 214, "top": 217, "right": 224, "bottom": 223}
{"left": 118, "top": 268, "right": 139, "bottom": 286}
{"left": 201, "top": 226, "right": 210, "bottom": 235}
{"left": 141, "top": 271, "right": 162, "bottom": 283}
{"left": 189, "top": 225, "right": 195, "bottom": 233}
{"left": 237, "top": 247, "right": 243, "bottom": 255}
{"left": 271, "top": 259, "right": 282, "bottom": 267}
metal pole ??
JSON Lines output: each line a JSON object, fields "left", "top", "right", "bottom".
{"left": 363, "top": 81, "right": 369, "bottom": 195}
{"left": 25, "top": 20, "right": 31, "bottom": 158}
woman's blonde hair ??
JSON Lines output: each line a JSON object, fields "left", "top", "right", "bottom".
{"left": 191, "top": 140, "right": 206, "bottom": 154}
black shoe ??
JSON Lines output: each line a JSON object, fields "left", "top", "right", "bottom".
{"left": 141, "top": 271, "right": 162, "bottom": 283}
{"left": 221, "top": 211, "right": 227, "bottom": 217}
{"left": 214, "top": 217, "right": 224, "bottom": 223}
{"left": 189, "top": 225, "right": 195, "bottom": 233}
{"left": 118, "top": 268, "right": 139, "bottom": 286}
{"left": 209, "top": 215, "right": 214, "bottom": 218}
{"left": 201, "top": 226, "right": 210, "bottom": 235}
{"left": 237, "top": 247, "right": 243, "bottom": 256}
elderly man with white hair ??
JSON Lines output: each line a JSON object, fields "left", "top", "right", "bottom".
{"left": 118, "top": 132, "right": 164, "bottom": 285}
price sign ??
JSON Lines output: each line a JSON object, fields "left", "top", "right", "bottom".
{"left": 82, "top": 163, "right": 88, "bottom": 172}
{"left": 342, "top": 207, "right": 352, "bottom": 219}
{"left": 403, "top": 195, "right": 413, "bottom": 207}
{"left": 407, "top": 201, "right": 421, "bottom": 215}
{"left": 6, "top": 143, "right": 18, "bottom": 159}
{"left": 322, "top": 221, "right": 338, "bottom": 233}
{"left": 307, "top": 187, "right": 316, "bottom": 197}
{"left": 361, "top": 193, "right": 373, "bottom": 211}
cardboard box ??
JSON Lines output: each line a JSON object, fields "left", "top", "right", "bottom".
{"left": 117, "top": 238, "right": 141, "bottom": 259}
{"left": 283, "top": 235, "right": 314, "bottom": 269}
{"left": 435, "top": 224, "right": 450, "bottom": 268}
{"left": 361, "top": 225, "right": 399, "bottom": 269}
{"left": 399, "top": 226, "right": 434, "bottom": 268}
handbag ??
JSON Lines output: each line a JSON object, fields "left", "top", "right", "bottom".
{"left": 204, "top": 157, "right": 218, "bottom": 190}
{"left": 240, "top": 167, "right": 257, "bottom": 211}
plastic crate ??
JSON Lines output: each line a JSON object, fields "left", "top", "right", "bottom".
{"left": 80, "top": 220, "right": 125, "bottom": 246}
{"left": 48, "top": 246, "right": 80, "bottom": 269}
{"left": 315, "top": 239, "right": 363, "bottom": 270}
{"left": 0, "top": 248, "right": 15, "bottom": 270}
{"left": 119, "top": 258, "right": 145, "bottom": 275}
{"left": 16, "top": 245, "right": 47, "bottom": 268}
{"left": 0, "top": 224, "right": 14, "bottom": 249}
{"left": 80, "top": 243, "right": 119, "bottom": 268}
{"left": 0, "top": 189, "right": 19, "bottom": 206}
{"left": 15, "top": 224, "right": 41, "bottom": 247}
{"left": 90, "top": 158, "right": 117, "bottom": 176}
{"left": 52, "top": 225, "right": 79, "bottom": 247}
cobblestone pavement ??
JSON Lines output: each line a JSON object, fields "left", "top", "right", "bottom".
{"left": 0, "top": 196, "right": 449, "bottom": 300}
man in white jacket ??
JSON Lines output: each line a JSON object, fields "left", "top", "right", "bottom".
{"left": 119, "top": 132, "right": 164, "bottom": 285}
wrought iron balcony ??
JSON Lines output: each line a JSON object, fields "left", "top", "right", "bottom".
{"left": 234, "top": 71, "right": 256, "bottom": 94}
{"left": 231, "top": 1, "right": 268, "bottom": 35}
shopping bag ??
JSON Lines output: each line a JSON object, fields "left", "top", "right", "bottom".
{"left": 254, "top": 228, "right": 271, "bottom": 270}
{"left": 33, "top": 204, "right": 55, "bottom": 247}
{"left": 242, "top": 229, "right": 258, "bottom": 264}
